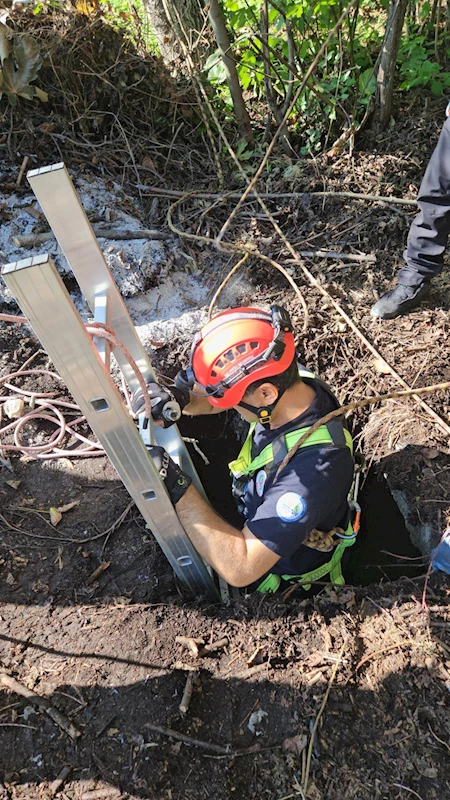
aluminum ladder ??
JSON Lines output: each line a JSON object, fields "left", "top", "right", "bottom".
{"left": 1, "top": 163, "right": 220, "bottom": 600}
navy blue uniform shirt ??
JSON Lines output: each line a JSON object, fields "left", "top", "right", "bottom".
{"left": 244, "top": 381, "right": 354, "bottom": 577}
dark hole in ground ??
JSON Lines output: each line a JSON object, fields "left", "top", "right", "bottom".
{"left": 179, "top": 414, "right": 424, "bottom": 588}
{"left": 345, "top": 468, "right": 423, "bottom": 585}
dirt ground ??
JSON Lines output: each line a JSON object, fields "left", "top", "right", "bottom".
{"left": 1, "top": 21, "right": 450, "bottom": 796}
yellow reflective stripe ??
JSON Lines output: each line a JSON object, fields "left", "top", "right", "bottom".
{"left": 228, "top": 422, "right": 256, "bottom": 475}
{"left": 229, "top": 423, "right": 352, "bottom": 478}
{"left": 255, "top": 573, "right": 281, "bottom": 593}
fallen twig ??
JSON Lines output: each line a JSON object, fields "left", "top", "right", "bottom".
{"left": 12, "top": 227, "right": 171, "bottom": 248}
{"left": 201, "top": 637, "right": 229, "bottom": 654}
{"left": 207, "top": 253, "right": 249, "bottom": 320}
{"left": 234, "top": 662, "right": 269, "bottom": 679}
{"left": 49, "top": 765, "right": 72, "bottom": 797}
{"left": 0, "top": 673, "right": 80, "bottom": 740}
{"left": 141, "top": 186, "right": 417, "bottom": 207}
{"left": 302, "top": 638, "right": 347, "bottom": 797}
{"left": 355, "top": 641, "right": 414, "bottom": 672}
{"left": 0, "top": 722, "right": 37, "bottom": 729}
{"left": 167, "top": 195, "right": 309, "bottom": 329}
{"left": 391, "top": 783, "right": 424, "bottom": 800}
{"left": 179, "top": 669, "right": 199, "bottom": 715}
{"left": 273, "top": 379, "right": 450, "bottom": 483}
{"left": 16, "top": 156, "right": 29, "bottom": 188}
{"left": 175, "top": 636, "right": 202, "bottom": 657}
{"left": 86, "top": 561, "right": 111, "bottom": 586}
{"left": 289, "top": 250, "right": 376, "bottom": 263}
{"left": 145, "top": 722, "right": 263, "bottom": 756}
{"left": 172, "top": 661, "right": 199, "bottom": 672}
{"left": 428, "top": 722, "right": 450, "bottom": 753}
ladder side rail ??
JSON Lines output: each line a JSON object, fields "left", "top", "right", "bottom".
{"left": 27, "top": 163, "right": 204, "bottom": 492}
{"left": 1, "top": 255, "right": 219, "bottom": 599}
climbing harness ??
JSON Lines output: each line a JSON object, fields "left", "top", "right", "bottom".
{"left": 227, "top": 368, "right": 361, "bottom": 594}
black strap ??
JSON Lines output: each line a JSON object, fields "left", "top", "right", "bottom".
{"left": 325, "top": 418, "right": 347, "bottom": 447}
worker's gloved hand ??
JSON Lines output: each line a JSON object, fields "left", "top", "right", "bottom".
{"left": 146, "top": 445, "right": 192, "bottom": 505}
{"left": 130, "top": 382, "right": 190, "bottom": 428}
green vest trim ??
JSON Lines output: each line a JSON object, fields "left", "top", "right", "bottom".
{"left": 229, "top": 368, "right": 352, "bottom": 480}
{"left": 229, "top": 423, "right": 353, "bottom": 479}
{"left": 255, "top": 520, "right": 356, "bottom": 594}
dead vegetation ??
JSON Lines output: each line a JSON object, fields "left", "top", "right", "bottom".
{"left": 1, "top": 7, "right": 450, "bottom": 800}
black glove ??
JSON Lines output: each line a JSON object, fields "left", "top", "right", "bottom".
{"left": 130, "top": 382, "right": 190, "bottom": 428}
{"left": 147, "top": 445, "right": 192, "bottom": 505}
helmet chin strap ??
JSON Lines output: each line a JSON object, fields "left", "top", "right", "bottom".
{"left": 238, "top": 397, "right": 280, "bottom": 426}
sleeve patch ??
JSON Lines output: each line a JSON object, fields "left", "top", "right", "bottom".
{"left": 276, "top": 492, "right": 306, "bottom": 523}
{"left": 255, "top": 470, "right": 267, "bottom": 497}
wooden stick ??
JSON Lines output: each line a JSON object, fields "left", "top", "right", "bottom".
{"left": 234, "top": 662, "right": 269, "bottom": 679}
{"left": 12, "top": 227, "right": 171, "bottom": 248}
{"left": 290, "top": 250, "right": 376, "bottom": 263}
{"left": 175, "top": 636, "right": 202, "bottom": 657}
{"left": 49, "top": 765, "right": 72, "bottom": 796}
{"left": 355, "top": 641, "right": 414, "bottom": 672}
{"left": 302, "top": 639, "right": 347, "bottom": 797}
{"left": 16, "top": 156, "right": 29, "bottom": 188}
{"left": 86, "top": 561, "right": 111, "bottom": 585}
{"left": 179, "top": 670, "right": 199, "bottom": 715}
{"left": 0, "top": 673, "right": 80, "bottom": 740}
{"left": 201, "top": 637, "right": 229, "bottom": 654}
{"left": 140, "top": 187, "right": 418, "bottom": 207}
{"left": 145, "top": 722, "right": 262, "bottom": 756}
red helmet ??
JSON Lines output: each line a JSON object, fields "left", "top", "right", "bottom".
{"left": 187, "top": 305, "right": 295, "bottom": 408}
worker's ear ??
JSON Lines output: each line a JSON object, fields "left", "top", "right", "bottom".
{"left": 247, "top": 382, "right": 278, "bottom": 406}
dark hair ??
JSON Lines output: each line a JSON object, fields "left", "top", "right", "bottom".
{"left": 243, "top": 358, "right": 299, "bottom": 399}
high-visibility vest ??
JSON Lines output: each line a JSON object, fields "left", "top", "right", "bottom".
{"left": 228, "top": 368, "right": 356, "bottom": 592}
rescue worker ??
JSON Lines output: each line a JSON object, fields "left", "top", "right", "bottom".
{"left": 131, "top": 305, "right": 356, "bottom": 592}
{"left": 371, "top": 109, "right": 450, "bottom": 319}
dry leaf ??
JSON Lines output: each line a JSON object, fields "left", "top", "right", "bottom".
{"left": 247, "top": 646, "right": 265, "bottom": 667}
{"left": 282, "top": 733, "right": 308, "bottom": 757}
{"left": 56, "top": 501, "right": 78, "bottom": 513}
{"left": 372, "top": 357, "right": 390, "bottom": 374}
{"left": 0, "top": 34, "right": 48, "bottom": 106}
{"left": 0, "top": 22, "right": 11, "bottom": 64}
{"left": 5, "top": 480, "right": 21, "bottom": 490}
{"left": 49, "top": 507, "right": 62, "bottom": 526}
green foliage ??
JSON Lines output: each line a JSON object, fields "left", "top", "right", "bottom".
{"left": 398, "top": 36, "right": 450, "bottom": 95}
{"left": 210, "top": 0, "right": 384, "bottom": 154}
{"left": 98, "top": 0, "right": 157, "bottom": 50}
{"left": 0, "top": 25, "right": 48, "bottom": 106}
{"left": 97, "top": 0, "right": 450, "bottom": 155}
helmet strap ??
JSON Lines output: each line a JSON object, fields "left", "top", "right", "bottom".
{"left": 238, "top": 400, "right": 277, "bottom": 426}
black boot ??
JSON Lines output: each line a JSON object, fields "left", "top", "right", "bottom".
{"left": 370, "top": 283, "right": 429, "bottom": 320}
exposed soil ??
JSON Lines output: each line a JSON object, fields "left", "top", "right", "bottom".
{"left": 1, "top": 11, "right": 450, "bottom": 797}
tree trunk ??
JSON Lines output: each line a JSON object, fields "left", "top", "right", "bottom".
{"left": 374, "top": 0, "right": 408, "bottom": 129}
{"left": 144, "top": 0, "right": 205, "bottom": 67}
{"left": 206, "top": 0, "right": 253, "bottom": 143}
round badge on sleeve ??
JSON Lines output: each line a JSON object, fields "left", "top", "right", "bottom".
{"left": 255, "top": 470, "right": 267, "bottom": 497}
{"left": 276, "top": 492, "right": 306, "bottom": 522}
